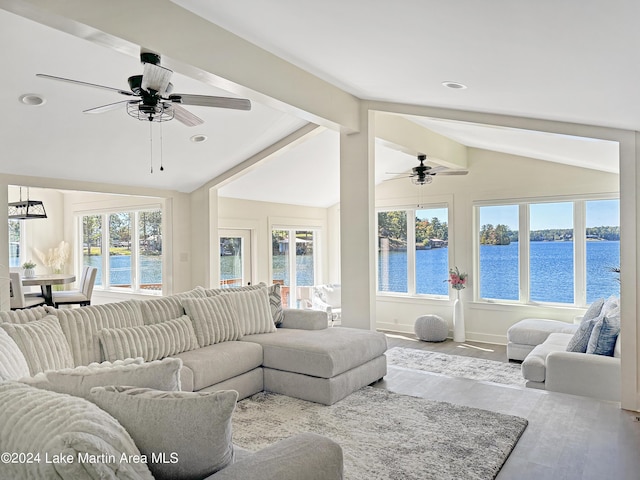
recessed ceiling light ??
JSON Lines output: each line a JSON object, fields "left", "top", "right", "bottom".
{"left": 442, "top": 81, "right": 467, "bottom": 90}
{"left": 190, "top": 134, "right": 208, "bottom": 143}
{"left": 19, "top": 93, "right": 46, "bottom": 106}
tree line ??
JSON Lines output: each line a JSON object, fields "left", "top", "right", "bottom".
{"left": 378, "top": 212, "right": 448, "bottom": 248}
{"left": 480, "top": 224, "right": 620, "bottom": 245}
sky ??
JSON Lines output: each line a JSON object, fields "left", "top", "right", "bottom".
{"left": 479, "top": 199, "right": 619, "bottom": 231}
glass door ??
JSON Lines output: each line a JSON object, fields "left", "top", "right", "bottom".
{"left": 219, "top": 229, "right": 252, "bottom": 288}
{"left": 272, "top": 228, "right": 316, "bottom": 307}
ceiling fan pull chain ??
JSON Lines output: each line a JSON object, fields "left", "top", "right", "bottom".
{"left": 160, "top": 120, "right": 164, "bottom": 172}
{"left": 149, "top": 120, "right": 153, "bottom": 174}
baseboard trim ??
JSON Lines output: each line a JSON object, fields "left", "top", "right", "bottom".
{"left": 376, "top": 322, "right": 507, "bottom": 346}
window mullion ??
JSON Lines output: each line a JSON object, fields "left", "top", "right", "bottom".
{"left": 103, "top": 213, "right": 110, "bottom": 288}
{"left": 132, "top": 212, "right": 139, "bottom": 292}
{"left": 519, "top": 204, "right": 530, "bottom": 303}
{"left": 574, "top": 201, "right": 587, "bottom": 306}
{"left": 407, "top": 209, "right": 416, "bottom": 295}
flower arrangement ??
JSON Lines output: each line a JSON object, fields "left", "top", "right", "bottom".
{"left": 34, "top": 240, "right": 70, "bottom": 273}
{"left": 22, "top": 260, "right": 36, "bottom": 270}
{"left": 447, "top": 267, "right": 468, "bottom": 290}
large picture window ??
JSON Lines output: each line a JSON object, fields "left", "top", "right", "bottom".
{"left": 378, "top": 206, "right": 449, "bottom": 296}
{"left": 80, "top": 208, "right": 162, "bottom": 293}
{"left": 476, "top": 198, "right": 619, "bottom": 306}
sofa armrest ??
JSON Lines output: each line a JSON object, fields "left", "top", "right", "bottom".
{"left": 545, "top": 351, "right": 620, "bottom": 402}
{"left": 206, "top": 433, "right": 343, "bottom": 480}
{"left": 280, "top": 309, "right": 328, "bottom": 330}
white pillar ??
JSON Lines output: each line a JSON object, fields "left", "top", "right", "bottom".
{"left": 339, "top": 107, "right": 376, "bottom": 330}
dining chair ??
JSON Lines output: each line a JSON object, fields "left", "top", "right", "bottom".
{"left": 52, "top": 266, "right": 97, "bottom": 308}
{"left": 9, "top": 272, "right": 46, "bottom": 310}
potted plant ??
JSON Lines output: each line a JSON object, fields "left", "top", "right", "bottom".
{"left": 22, "top": 260, "right": 37, "bottom": 278}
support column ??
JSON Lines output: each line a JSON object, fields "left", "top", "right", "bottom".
{"left": 339, "top": 107, "right": 376, "bottom": 330}
{"left": 190, "top": 185, "right": 219, "bottom": 288}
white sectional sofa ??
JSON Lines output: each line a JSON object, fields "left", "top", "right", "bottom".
{"left": 0, "top": 282, "right": 386, "bottom": 479}
{"left": 507, "top": 296, "right": 621, "bottom": 402}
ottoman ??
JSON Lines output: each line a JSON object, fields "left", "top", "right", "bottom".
{"left": 414, "top": 315, "right": 448, "bottom": 342}
{"left": 507, "top": 318, "right": 578, "bottom": 361}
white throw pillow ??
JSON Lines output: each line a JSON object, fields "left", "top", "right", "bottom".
{"left": 230, "top": 286, "right": 276, "bottom": 335}
{"left": 91, "top": 386, "right": 238, "bottom": 480}
{"left": 0, "top": 381, "right": 154, "bottom": 480}
{"left": 99, "top": 315, "right": 198, "bottom": 362}
{"left": 22, "top": 357, "right": 182, "bottom": 399}
{"left": 182, "top": 295, "right": 243, "bottom": 347}
{"left": 0, "top": 328, "right": 30, "bottom": 380}
{"left": 0, "top": 315, "right": 74, "bottom": 375}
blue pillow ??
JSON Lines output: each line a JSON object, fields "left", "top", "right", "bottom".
{"left": 581, "top": 298, "right": 605, "bottom": 323}
{"left": 566, "top": 317, "right": 598, "bottom": 353}
{"left": 586, "top": 308, "right": 620, "bottom": 356}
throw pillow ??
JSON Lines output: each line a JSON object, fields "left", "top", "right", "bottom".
{"left": 0, "top": 328, "right": 30, "bottom": 381}
{"left": 581, "top": 297, "right": 605, "bottom": 323}
{"left": 99, "top": 315, "right": 198, "bottom": 362}
{"left": 0, "top": 305, "right": 54, "bottom": 324}
{"left": 268, "top": 283, "right": 285, "bottom": 326}
{"left": 22, "top": 357, "right": 182, "bottom": 399}
{"left": 587, "top": 307, "right": 621, "bottom": 356}
{"left": 182, "top": 295, "right": 243, "bottom": 347}
{"left": 0, "top": 315, "right": 74, "bottom": 375}
{"left": 0, "top": 381, "right": 154, "bottom": 480}
{"left": 91, "top": 386, "right": 238, "bottom": 480}
{"left": 140, "top": 295, "right": 185, "bottom": 325}
{"left": 230, "top": 286, "right": 276, "bottom": 335}
{"left": 566, "top": 317, "right": 598, "bottom": 353}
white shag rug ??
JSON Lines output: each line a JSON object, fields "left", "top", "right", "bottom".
{"left": 386, "top": 346, "right": 526, "bottom": 387}
{"left": 232, "top": 387, "right": 528, "bottom": 480}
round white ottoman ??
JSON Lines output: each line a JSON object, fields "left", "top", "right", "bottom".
{"left": 414, "top": 314, "right": 448, "bottom": 342}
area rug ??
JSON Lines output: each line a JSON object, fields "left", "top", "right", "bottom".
{"left": 386, "top": 346, "right": 526, "bottom": 387}
{"left": 232, "top": 386, "right": 528, "bottom": 480}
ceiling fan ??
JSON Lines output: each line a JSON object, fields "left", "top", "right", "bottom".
{"left": 388, "top": 154, "right": 468, "bottom": 185}
{"left": 36, "top": 51, "right": 251, "bottom": 127}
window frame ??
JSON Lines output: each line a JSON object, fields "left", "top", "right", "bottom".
{"left": 473, "top": 194, "right": 620, "bottom": 307}
{"left": 376, "top": 202, "right": 452, "bottom": 299}
{"left": 8, "top": 218, "right": 25, "bottom": 268}
{"left": 76, "top": 206, "right": 163, "bottom": 295}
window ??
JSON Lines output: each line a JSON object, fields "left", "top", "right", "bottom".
{"left": 272, "top": 229, "right": 317, "bottom": 307}
{"left": 80, "top": 208, "right": 162, "bottom": 293}
{"left": 378, "top": 206, "right": 449, "bottom": 296}
{"left": 476, "top": 198, "right": 619, "bottom": 306}
{"left": 8, "top": 219, "right": 22, "bottom": 268}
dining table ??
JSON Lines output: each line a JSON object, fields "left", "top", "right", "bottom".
{"left": 22, "top": 273, "right": 76, "bottom": 307}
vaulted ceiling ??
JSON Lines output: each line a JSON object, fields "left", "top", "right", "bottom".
{"left": 1, "top": 0, "right": 631, "bottom": 206}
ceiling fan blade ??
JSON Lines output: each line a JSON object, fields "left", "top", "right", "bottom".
{"left": 169, "top": 93, "right": 251, "bottom": 111}
{"left": 36, "top": 74, "right": 134, "bottom": 96}
{"left": 171, "top": 103, "right": 204, "bottom": 127}
{"left": 83, "top": 100, "right": 135, "bottom": 114}
{"left": 142, "top": 63, "right": 173, "bottom": 96}
{"left": 434, "top": 170, "right": 468, "bottom": 176}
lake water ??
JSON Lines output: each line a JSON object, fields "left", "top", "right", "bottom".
{"left": 378, "top": 241, "right": 620, "bottom": 304}
{"left": 84, "top": 255, "right": 162, "bottom": 287}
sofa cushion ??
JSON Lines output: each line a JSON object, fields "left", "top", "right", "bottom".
{"left": 507, "top": 318, "right": 578, "bottom": 347}
{"left": 54, "top": 300, "right": 144, "bottom": 365}
{"left": 1, "top": 315, "right": 74, "bottom": 375}
{"left": 587, "top": 307, "right": 621, "bottom": 356}
{"left": 182, "top": 295, "right": 243, "bottom": 346}
{"left": 0, "top": 305, "right": 55, "bottom": 324}
{"left": 91, "top": 386, "right": 238, "bottom": 480}
{"left": 22, "top": 357, "right": 182, "bottom": 399}
{"left": 99, "top": 315, "right": 198, "bottom": 362}
{"left": 0, "top": 328, "right": 30, "bottom": 380}
{"left": 522, "top": 332, "right": 574, "bottom": 383}
{"left": 0, "top": 381, "right": 154, "bottom": 480}
{"left": 242, "top": 327, "right": 388, "bottom": 378}
{"left": 172, "top": 341, "right": 263, "bottom": 391}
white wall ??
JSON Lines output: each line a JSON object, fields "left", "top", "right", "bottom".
{"left": 374, "top": 147, "right": 620, "bottom": 343}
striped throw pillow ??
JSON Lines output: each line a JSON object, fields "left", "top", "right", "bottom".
{"left": 182, "top": 295, "right": 243, "bottom": 347}
{"left": 99, "top": 315, "right": 199, "bottom": 362}
{"left": 0, "top": 315, "right": 74, "bottom": 375}
{"left": 0, "top": 328, "right": 30, "bottom": 380}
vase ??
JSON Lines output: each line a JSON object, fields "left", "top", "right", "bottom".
{"left": 23, "top": 268, "right": 35, "bottom": 278}
{"left": 453, "top": 291, "right": 465, "bottom": 342}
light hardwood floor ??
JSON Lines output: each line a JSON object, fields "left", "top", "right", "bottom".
{"left": 376, "top": 332, "right": 640, "bottom": 480}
